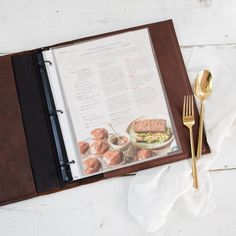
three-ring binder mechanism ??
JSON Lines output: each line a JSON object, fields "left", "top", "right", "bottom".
{"left": 37, "top": 52, "right": 83, "bottom": 182}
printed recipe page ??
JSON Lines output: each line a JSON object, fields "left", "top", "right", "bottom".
{"left": 52, "top": 28, "right": 181, "bottom": 177}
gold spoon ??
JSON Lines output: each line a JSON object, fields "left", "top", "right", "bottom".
{"left": 194, "top": 70, "right": 213, "bottom": 159}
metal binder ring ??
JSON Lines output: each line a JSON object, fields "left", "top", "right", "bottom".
{"left": 38, "top": 60, "right": 52, "bottom": 66}
{"left": 49, "top": 110, "right": 64, "bottom": 116}
{"left": 56, "top": 110, "right": 63, "bottom": 114}
{"left": 68, "top": 160, "right": 75, "bottom": 165}
{"left": 60, "top": 160, "right": 75, "bottom": 166}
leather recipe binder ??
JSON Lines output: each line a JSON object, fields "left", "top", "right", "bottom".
{"left": 0, "top": 20, "right": 210, "bottom": 206}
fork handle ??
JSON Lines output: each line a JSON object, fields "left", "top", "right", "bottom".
{"left": 189, "top": 127, "right": 199, "bottom": 189}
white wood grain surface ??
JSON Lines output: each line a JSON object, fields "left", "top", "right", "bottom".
{"left": 0, "top": 1, "right": 236, "bottom": 235}
{"left": 1, "top": 0, "right": 236, "bottom": 54}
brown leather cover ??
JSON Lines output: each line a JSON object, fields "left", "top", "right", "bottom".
{"left": 0, "top": 20, "right": 210, "bottom": 205}
{"left": 0, "top": 56, "right": 36, "bottom": 205}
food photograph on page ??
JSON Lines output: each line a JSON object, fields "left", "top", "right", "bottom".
{"left": 79, "top": 117, "right": 178, "bottom": 176}
{"left": 48, "top": 29, "right": 181, "bottom": 177}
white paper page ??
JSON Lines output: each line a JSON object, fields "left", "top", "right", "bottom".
{"left": 43, "top": 50, "right": 83, "bottom": 180}
{"left": 49, "top": 28, "right": 180, "bottom": 178}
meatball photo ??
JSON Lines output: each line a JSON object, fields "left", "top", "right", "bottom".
{"left": 91, "top": 128, "right": 108, "bottom": 140}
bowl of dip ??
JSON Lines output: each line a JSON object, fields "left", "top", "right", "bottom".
{"left": 108, "top": 133, "right": 131, "bottom": 151}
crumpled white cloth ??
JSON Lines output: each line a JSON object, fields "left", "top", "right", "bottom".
{"left": 128, "top": 48, "right": 236, "bottom": 232}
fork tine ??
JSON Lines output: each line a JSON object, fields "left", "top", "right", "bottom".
{"left": 186, "top": 95, "right": 189, "bottom": 116}
{"left": 185, "top": 96, "right": 188, "bottom": 116}
{"left": 183, "top": 95, "right": 195, "bottom": 117}
{"left": 188, "top": 95, "right": 191, "bottom": 116}
{"left": 183, "top": 96, "right": 186, "bottom": 118}
{"left": 191, "top": 95, "right": 194, "bottom": 116}
{"left": 189, "top": 95, "right": 191, "bottom": 116}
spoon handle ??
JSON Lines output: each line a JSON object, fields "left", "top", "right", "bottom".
{"left": 197, "top": 101, "right": 204, "bottom": 158}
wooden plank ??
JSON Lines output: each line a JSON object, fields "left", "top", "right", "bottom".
{"left": 0, "top": 0, "right": 236, "bottom": 52}
{"left": 0, "top": 170, "right": 236, "bottom": 236}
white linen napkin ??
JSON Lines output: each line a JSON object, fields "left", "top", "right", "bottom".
{"left": 128, "top": 47, "right": 236, "bottom": 232}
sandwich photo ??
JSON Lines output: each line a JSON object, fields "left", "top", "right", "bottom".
{"left": 127, "top": 117, "right": 174, "bottom": 149}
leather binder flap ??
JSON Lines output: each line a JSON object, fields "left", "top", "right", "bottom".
{"left": 0, "top": 55, "right": 36, "bottom": 205}
{"left": 11, "top": 52, "right": 62, "bottom": 192}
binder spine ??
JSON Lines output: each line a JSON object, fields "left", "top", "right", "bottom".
{"left": 36, "top": 52, "right": 74, "bottom": 182}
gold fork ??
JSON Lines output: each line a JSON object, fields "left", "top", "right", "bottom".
{"left": 182, "top": 95, "right": 198, "bottom": 189}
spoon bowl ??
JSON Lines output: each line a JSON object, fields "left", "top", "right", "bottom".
{"left": 194, "top": 70, "right": 213, "bottom": 101}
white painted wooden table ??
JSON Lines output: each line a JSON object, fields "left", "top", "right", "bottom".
{"left": 1, "top": 1, "right": 236, "bottom": 235}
